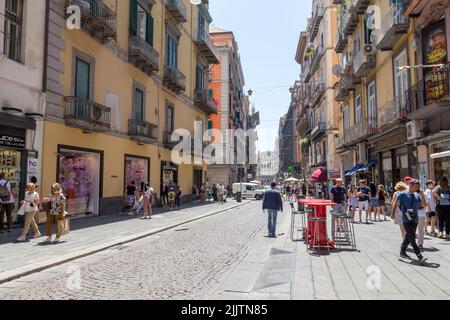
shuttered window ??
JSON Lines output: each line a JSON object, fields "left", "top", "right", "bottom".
{"left": 130, "top": 0, "right": 153, "bottom": 45}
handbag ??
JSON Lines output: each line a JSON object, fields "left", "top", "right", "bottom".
{"left": 57, "top": 217, "right": 70, "bottom": 236}
{"left": 17, "top": 203, "right": 25, "bottom": 216}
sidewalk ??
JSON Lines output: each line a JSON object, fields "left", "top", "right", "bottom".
{"left": 0, "top": 199, "right": 250, "bottom": 284}
{"left": 215, "top": 204, "right": 450, "bottom": 300}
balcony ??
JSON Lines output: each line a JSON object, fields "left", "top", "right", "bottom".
{"left": 376, "top": 3, "right": 410, "bottom": 51}
{"left": 163, "top": 65, "right": 186, "bottom": 93}
{"left": 334, "top": 29, "right": 348, "bottom": 53}
{"left": 64, "top": 96, "right": 111, "bottom": 132}
{"left": 311, "top": 121, "right": 326, "bottom": 140}
{"left": 310, "top": 83, "right": 325, "bottom": 107}
{"left": 353, "top": 49, "right": 376, "bottom": 78}
{"left": 128, "top": 35, "right": 160, "bottom": 76}
{"left": 195, "top": 29, "right": 219, "bottom": 64}
{"left": 164, "top": 0, "right": 187, "bottom": 23}
{"left": 194, "top": 89, "right": 218, "bottom": 115}
{"left": 335, "top": 79, "right": 350, "bottom": 102}
{"left": 354, "top": 0, "right": 371, "bottom": 14}
{"left": 305, "top": 120, "right": 314, "bottom": 134}
{"left": 302, "top": 61, "right": 311, "bottom": 82}
{"left": 333, "top": 0, "right": 343, "bottom": 4}
{"left": 345, "top": 117, "right": 378, "bottom": 145}
{"left": 163, "top": 131, "right": 180, "bottom": 149}
{"left": 405, "top": 68, "right": 450, "bottom": 121}
{"left": 309, "top": 1, "right": 324, "bottom": 42}
{"left": 379, "top": 96, "right": 409, "bottom": 130}
{"left": 67, "top": 0, "right": 117, "bottom": 43}
{"left": 128, "top": 119, "right": 158, "bottom": 144}
{"left": 342, "top": 4, "right": 358, "bottom": 36}
{"left": 309, "top": 45, "right": 325, "bottom": 77}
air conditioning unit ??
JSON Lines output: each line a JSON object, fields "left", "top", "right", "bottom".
{"left": 406, "top": 120, "right": 425, "bottom": 140}
{"left": 364, "top": 43, "right": 376, "bottom": 56}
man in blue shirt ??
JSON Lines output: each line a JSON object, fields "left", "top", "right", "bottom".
{"left": 392, "top": 179, "right": 428, "bottom": 265}
{"left": 262, "top": 182, "right": 283, "bottom": 238}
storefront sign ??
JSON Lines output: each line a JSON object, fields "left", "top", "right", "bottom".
{"left": 27, "top": 158, "right": 39, "bottom": 173}
{"left": 375, "top": 132, "right": 407, "bottom": 151}
{"left": 0, "top": 134, "right": 25, "bottom": 149}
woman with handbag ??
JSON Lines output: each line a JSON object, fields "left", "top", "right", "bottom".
{"left": 45, "top": 183, "right": 67, "bottom": 243}
{"left": 17, "top": 183, "right": 41, "bottom": 242}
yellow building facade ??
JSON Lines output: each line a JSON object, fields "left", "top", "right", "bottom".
{"left": 41, "top": 0, "right": 218, "bottom": 215}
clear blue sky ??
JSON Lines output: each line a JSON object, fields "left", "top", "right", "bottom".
{"left": 209, "top": 0, "right": 312, "bottom": 152}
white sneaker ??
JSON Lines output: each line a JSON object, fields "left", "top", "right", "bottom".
{"left": 53, "top": 237, "right": 61, "bottom": 243}
{"left": 44, "top": 237, "right": 52, "bottom": 243}
{"left": 16, "top": 236, "right": 26, "bottom": 242}
{"left": 33, "top": 232, "right": 42, "bottom": 239}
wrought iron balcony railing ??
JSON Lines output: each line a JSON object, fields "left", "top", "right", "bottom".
{"left": 311, "top": 121, "right": 327, "bottom": 140}
{"left": 194, "top": 29, "right": 219, "bottom": 64}
{"left": 376, "top": 3, "right": 410, "bottom": 51}
{"left": 309, "top": 0, "right": 324, "bottom": 41}
{"left": 164, "top": 0, "right": 187, "bottom": 23}
{"left": 353, "top": 48, "right": 376, "bottom": 78}
{"left": 344, "top": 117, "right": 378, "bottom": 145}
{"left": 128, "top": 119, "right": 158, "bottom": 144}
{"left": 379, "top": 96, "right": 409, "bottom": 129}
{"left": 194, "top": 89, "right": 218, "bottom": 115}
{"left": 128, "top": 35, "right": 160, "bottom": 75}
{"left": 64, "top": 96, "right": 111, "bottom": 132}
{"left": 163, "top": 65, "right": 186, "bottom": 93}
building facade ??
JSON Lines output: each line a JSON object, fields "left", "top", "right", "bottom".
{"left": 0, "top": 0, "right": 46, "bottom": 223}
{"left": 40, "top": 0, "right": 218, "bottom": 216}
{"left": 257, "top": 150, "right": 279, "bottom": 186}
{"left": 207, "top": 27, "right": 246, "bottom": 186}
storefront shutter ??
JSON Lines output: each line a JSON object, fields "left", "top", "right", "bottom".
{"left": 146, "top": 12, "right": 154, "bottom": 46}
{"left": 130, "top": 0, "right": 138, "bottom": 36}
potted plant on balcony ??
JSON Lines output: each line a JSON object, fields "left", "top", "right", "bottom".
{"left": 305, "top": 45, "right": 315, "bottom": 59}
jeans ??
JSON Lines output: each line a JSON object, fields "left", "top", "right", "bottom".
{"left": 0, "top": 203, "right": 14, "bottom": 230}
{"left": 267, "top": 209, "right": 278, "bottom": 236}
{"left": 175, "top": 196, "right": 181, "bottom": 207}
{"left": 437, "top": 205, "right": 450, "bottom": 235}
{"left": 402, "top": 222, "right": 422, "bottom": 258}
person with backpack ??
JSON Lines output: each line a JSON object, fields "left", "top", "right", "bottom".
{"left": 433, "top": 176, "right": 450, "bottom": 239}
{"left": 0, "top": 173, "right": 15, "bottom": 233}
{"left": 392, "top": 179, "right": 428, "bottom": 265}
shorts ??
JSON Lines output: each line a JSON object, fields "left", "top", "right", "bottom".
{"left": 359, "top": 201, "right": 369, "bottom": 211}
{"left": 369, "top": 198, "right": 379, "bottom": 208}
{"left": 427, "top": 211, "right": 436, "bottom": 218}
{"left": 378, "top": 200, "right": 386, "bottom": 207}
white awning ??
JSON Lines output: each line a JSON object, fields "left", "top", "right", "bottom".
{"left": 430, "top": 151, "right": 450, "bottom": 159}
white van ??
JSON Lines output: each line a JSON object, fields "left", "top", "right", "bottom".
{"left": 232, "top": 183, "right": 265, "bottom": 200}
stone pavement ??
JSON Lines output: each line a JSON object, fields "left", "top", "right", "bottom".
{"left": 215, "top": 203, "right": 450, "bottom": 300}
{"left": 0, "top": 199, "right": 250, "bottom": 284}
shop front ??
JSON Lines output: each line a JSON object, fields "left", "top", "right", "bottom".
{"left": 124, "top": 155, "right": 150, "bottom": 194}
{"left": 431, "top": 140, "right": 450, "bottom": 181}
{"left": 57, "top": 145, "right": 103, "bottom": 217}
{"left": 160, "top": 161, "right": 179, "bottom": 194}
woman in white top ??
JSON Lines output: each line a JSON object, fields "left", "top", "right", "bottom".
{"left": 143, "top": 184, "right": 154, "bottom": 220}
{"left": 391, "top": 182, "right": 407, "bottom": 240}
{"left": 425, "top": 180, "right": 437, "bottom": 237}
{"left": 17, "top": 183, "right": 41, "bottom": 242}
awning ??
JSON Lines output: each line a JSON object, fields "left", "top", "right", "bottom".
{"left": 357, "top": 161, "right": 376, "bottom": 172}
{"left": 345, "top": 164, "right": 363, "bottom": 176}
{"left": 311, "top": 168, "right": 327, "bottom": 182}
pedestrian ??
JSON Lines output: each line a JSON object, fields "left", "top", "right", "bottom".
{"left": 143, "top": 184, "right": 154, "bottom": 219}
{"left": 0, "top": 173, "right": 15, "bottom": 233}
{"left": 347, "top": 185, "right": 358, "bottom": 223}
{"left": 168, "top": 188, "right": 176, "bottom": 210}
{"left": 218, "top": 182, "right": 225, "bottom": 204}
{"left": 301, "top": 184, "right": 307, "bottom": 197}
{"left": 392, "top": 182, "right": 407, "bottom": 240}
{"left": 376, "top": 185, "right": 388, "bottom": 221}
{"left": 126, "top": 181, "right": 137, "bottom": 211}
{"left": 45, "top": 183, "right": 66, "bottom": 243}
{"left": 357, "top": 180, "right": 370, "bottom": 224}
{"left": 392, "top": 179, "right": 428, "bottom": 265}
{"left": 425, "top": 180, "right": 437, "bottom": 237}
{"left": 433, "top": 176, "right": 450, "bottom": 239}
{"left": 417, "top": 186, "right": 428, "bottom": 250}
{"left": 176, "top": 184, "right": 183, "bottom": 208}
{"left": 212, "top": 184, "right": 218, "bottom": 202}
{"left": 330, "top": 178, "right": 347, "bottom": 230}
{"left": 17, "top": 183, "right": 41, "bottom": 242}
{"left": 317, "top": 183, "right": 323, "bottom": 199}
{"left": 192, "top": 184, "right": 198, "bottom": 202}
{"left": 163, "top": 184, "right": 169, "bottom": 206}
{"left": 262, "top": 182, "right": 283, "bottom": 238}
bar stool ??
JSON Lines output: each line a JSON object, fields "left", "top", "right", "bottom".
{"left": 331, "top": 205, "right": 357, "bottom": 251}
{"left": 306, "top": 206, "right": 330, "bottom": 256}
{"left": 290, "top": 202, "right": 306, "bottom": 242}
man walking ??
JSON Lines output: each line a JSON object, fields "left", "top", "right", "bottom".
{"left": 392, "top": 179, "right": 428, "bottom": 265}
{"left": 357, "top": 180, "right": 370, "bottom": 224}
{"left": 218, "top": 182, "right": 225, "bottom": 205}
{"left": 262, "top": 182, "right": 284, "bottom": 238}
{"left": 0, "top": 173, "right": 15, "bottom": 233}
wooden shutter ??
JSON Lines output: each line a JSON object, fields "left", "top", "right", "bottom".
{"left": 130, "top": 0, "right": 138, "bottom": 36}
{"left": 146, "top": 12, "right": 154, "bottom": 46}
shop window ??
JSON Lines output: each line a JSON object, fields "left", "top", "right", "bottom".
{"left": 124, "top": 156, "right": 149, "bottom": 195}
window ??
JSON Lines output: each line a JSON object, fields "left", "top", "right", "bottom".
{"left": 130, "top": 0, "right": 153, "bottom": 45}
{"left": 343, "top": 105, "right": 350, "bottom": 130}
{"left": 133, "top": 86, "right": 145, "bottom": 120}
{"left": 353, "top": 32, "right": 361, "bottom": 57}
{"left": 75, "top": 58, "right": 91, "bottom": 99}
{"left": 3, "top": 0, "right": 24, "bottom": 62}
{"left": 198, "top": 10, "right": 206, "bottom": 39}
{"left": 355, "top": 95, "right": 362, "bottom": 124}
{"left": 166, "top": 105, "right": 174, "bottom": 133}
{"left": 196, "top": 65, "right": 205, "bottom": 90}
{"left": 137, "top": 4, "right": 147, "bottom": 40}
{"left": 394, "top": 49, "right": 409, "bottom": 110}
{"left": 367, "top": 80, "right": 377, "bottom": 127}
{"left": 167, "top": 34, "right": 178, "bottom": 67}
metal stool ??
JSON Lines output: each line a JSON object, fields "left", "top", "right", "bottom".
{"left": 331, "top": 205, "right": 357, "bottom": 251}
{"left": 307, "top": 207, "right": 330, "bottom": 256}
{"left": 290, "top": 202, "right": 306, "bottom": 241}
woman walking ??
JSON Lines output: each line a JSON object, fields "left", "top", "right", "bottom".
{"left": 433, "top": 176, "right": 450, "bottom": 239}
{"left": 376, "top": 185, "right": 388, "bottom": 221}
{"left": 143, "top": 184, "right": 154, "bottom": 220}
{"left": 425, "top": 180, "right": 437, "bottom": 236}
{"left": 176, "top": 184, "right": 183, "bottom": 208}
{"left": 392, "top": 182, "right": 407, "bottom": 240}
{"left": 17, "top": 183, "right": 41, "bottom": 242}
{"left": 347, "top": 185, "right": 358, "bottom": 223}
{"left": 417, "top": 187, "right": 428, "bottom": 250}
{"left": 368, "top": 182, "right": 379, "bottom": 222}
{"left": 45, "top": 183, "right": 66, "bottom": 243}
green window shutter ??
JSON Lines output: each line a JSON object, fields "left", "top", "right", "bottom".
{"left": 146, "top": 13, "right": 154, "bottom": 46}
{"left": 130, "top": 0, "right": 138, "bottom": 36}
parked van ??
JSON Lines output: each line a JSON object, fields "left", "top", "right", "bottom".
{"left": 232, "top": 183, "right": 265, "bottom": 200}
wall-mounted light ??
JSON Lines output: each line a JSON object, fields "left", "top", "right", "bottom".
{"left": 190, "top": 0, "right": 201, "bottom": 5}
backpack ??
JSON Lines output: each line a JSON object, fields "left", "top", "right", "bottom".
{"left": 0, "top": 180, "right": 11, "bottom": 202}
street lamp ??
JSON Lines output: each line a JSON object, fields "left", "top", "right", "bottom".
{"left": 248, "top": 89, "right": 253, "bottom": 96}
